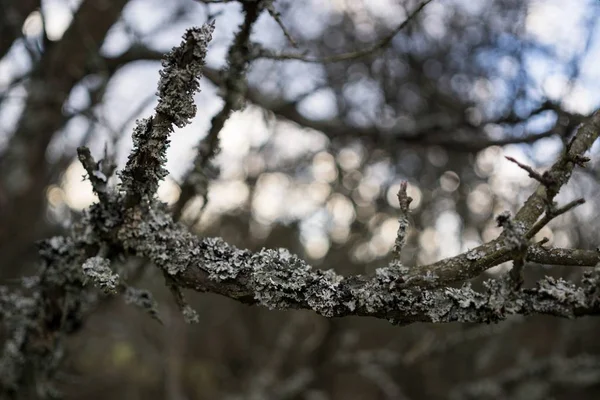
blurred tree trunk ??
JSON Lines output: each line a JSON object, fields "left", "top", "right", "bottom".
{"left": 0, "top": 0, "right": 129, "bottom": 278}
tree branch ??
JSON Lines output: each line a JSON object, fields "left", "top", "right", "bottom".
{"left": 120, "top": 24, "right": 214, "bottom": 207}
{"left": 172, "top": 1, "right": 262, "bottom": 221}
{"left": 254, "top": 0, "right": 433, "bottom": 63}
{"left": 397, "top": 110, "right": 600, "bottom": 287}
{"left": 50, "top": 207, "right": 600, "bottom": 325}
{"left": 513, "top": 109, "right": 600, "bottom": 229}
{"left": 391, "top": 182, "right": 412, "bottom": 266}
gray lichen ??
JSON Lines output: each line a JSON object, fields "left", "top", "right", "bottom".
{"left": 82, "top": 256, "right": 119, "bottom": 294}
{"left": 111, "top": 204, "right": 600, "bottom": 325}
{"left": 466, "top": 249, "right": 485, "bottom": 261}
{"left": 181, "top": 305, "right": 200, "bottom": 324}
{"left": 120, "top": 23, "right": 214, "bottom": 206}
{"left": 155, "top": 24, "right": 215, "bottom": 128}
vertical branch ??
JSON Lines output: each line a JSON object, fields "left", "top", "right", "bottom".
{"left": 120, "top": 23, "right": 215, "bottom": 207}
{"left": 392, "top": 182, "right": 412, "bottom": 266}
{"left": 172, "top": 1, "right": 263, "bottom": 221}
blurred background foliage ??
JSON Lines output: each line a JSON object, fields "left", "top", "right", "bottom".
{"left": 1, "top": 0, "right": 600, "bottom": 398}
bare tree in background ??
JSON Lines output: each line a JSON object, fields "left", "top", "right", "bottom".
{"left": 1, "top": 0, "right": 600, "bottom": 399}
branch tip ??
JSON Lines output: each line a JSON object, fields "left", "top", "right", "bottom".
{"left": 505, "top": 156, "right": 555, "bottom": 187}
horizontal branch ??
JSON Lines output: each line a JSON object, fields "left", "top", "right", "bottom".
{"left": 94, "top": 41, "right": 600, "bottom": 314}
{"left": 96, "top": 200, "right": 599, "bottom": 325}
{"left": 395, "top": 238, "right": 600, "bottom": 289}
{"left": 3, "top": 32, "right": 600, "bottom": 394}
{"left": 90, "top": 37, "right": 600, "bottom": 321}
{"left": 401, "top": 110, "right": 600, "bottom": 286}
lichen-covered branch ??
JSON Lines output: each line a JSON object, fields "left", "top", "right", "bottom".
{"left": 120, "top": 24, "right": 214, "bottom": 207}
{"left": 513, "top": 109, "right": 600, "bottom": 229}
{"left": 495, "top": 212, "right": 528, "bottom": 286}
{"left": 0, "top": 236, "right": 93, "bottom": 396}
{"left": 0, "top": 0, "right": 130, "bottom": 286}
{"left": 399, "top": 110, "right": 600, "bottom": 287}
{"left": 32, "top": 206, "right": 600, "bottom": 327}
{"left": 391, "top": 182, "right": 412, "bottom": 266}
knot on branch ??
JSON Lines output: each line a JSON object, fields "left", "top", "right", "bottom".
{"left": 569, "top": 154, "right": 590, "bottom": 168}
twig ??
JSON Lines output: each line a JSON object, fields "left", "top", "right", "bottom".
{"left": 526, "top": 198, "right": 586, "bottom": 240}
{"left": 391, "top": 182, "right": 412, "bottom": 265}
{"left": 264, "top": 0, "right": 298, "bottom": 47}
{"left": 505, "top": 156, "right": 555, "bottom": 187}
{"left": 254, "top": 0, "right": 433, "bottom": 63}
{"left": 513, "top": 109, "right": 600, "bottom": 229}
{"left": 76, "top": 146, "right": 111, "bottom": 203}
{"left": 173, "top": 2, "right": 262, "bottom": 221}
{"left": 164, "top": 274, "right": 199, "bottom": 324}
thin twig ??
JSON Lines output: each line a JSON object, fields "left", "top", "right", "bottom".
{"left": 392, "top": 181, "right": 412, "bottom": 265}
{"left": 164, "top": 274, "right": 199, "bottom": 324}
{"left": 505, "top": 156, "right": 555, "bottom": 187}
{"left": 255, "top": 0, "right": 433, "bottom": 63}
{"left": 173, "top": 2, "right": 262, "bottom": 221}
{"left": 526, "top": 198, "right": 586, "bottom": 240}
{"left": 264, "top": 1, "right": 298, "bottom": 47}
{"left": 77, "top": 146, "right": 111, "bottom": 203}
